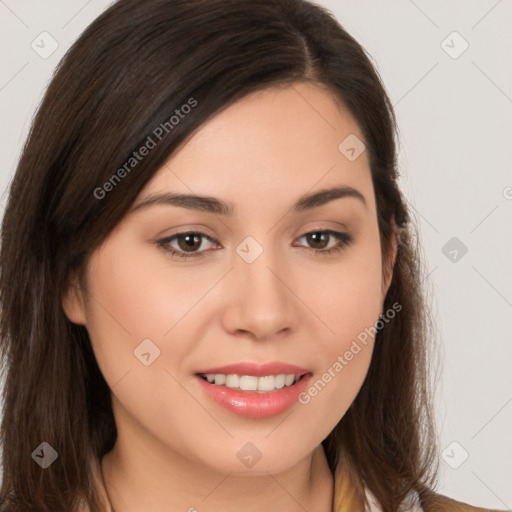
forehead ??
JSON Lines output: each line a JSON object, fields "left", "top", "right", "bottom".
{"left": 139, "top": 83, "right": 372, "bottom": 209}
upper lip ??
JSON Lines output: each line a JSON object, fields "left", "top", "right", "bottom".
{"left": 195, "top": 362, "right": 311, "bottom": 377}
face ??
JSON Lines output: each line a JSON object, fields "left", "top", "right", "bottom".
{"left": 64, "top": 82, "right": 395, "bottom": 476}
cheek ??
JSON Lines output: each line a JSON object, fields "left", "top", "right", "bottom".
{"left": 298, "top": 230, "right": 384, "bottom": 356}
{"left": 81, "top": 233, "right": 233, "bottom": 412}
{"left": 295, "top": 277, "right": 379, "bottom": 443}
{"left": 291, "top": 235, "right": 383, "bottom": 435}
{"left": 82, "top": 243, "right": 216, "bottom": 454}
{"left": 83, "top": 236, "right": 219, "bottom": 353}
{"left": 296, "top": 344, "right": 373, "bottom": 445}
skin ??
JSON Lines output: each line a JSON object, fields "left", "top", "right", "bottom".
{"left": 63, "top": 82, "right": 397, "bottom": 512}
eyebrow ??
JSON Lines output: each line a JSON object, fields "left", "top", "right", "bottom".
{"left": 130, "top": 185, "right": 367, "bottom": 216}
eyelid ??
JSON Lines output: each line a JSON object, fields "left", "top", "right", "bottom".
{"left": 155, "top": 230, "right": 219, "bottom": 255}
{"left": 293, "top": 229, "right": 353, "bottom": 253}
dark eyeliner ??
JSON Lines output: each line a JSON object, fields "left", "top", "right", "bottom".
{"left": 156, "top": 229, "right": 353, "bottom": 260}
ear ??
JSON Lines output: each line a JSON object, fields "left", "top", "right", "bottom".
{"left": 381, "top": 216, "right": 398, "bottom": 298}
{"left": 62, "top": 272, "right": 87, "bottom": 325}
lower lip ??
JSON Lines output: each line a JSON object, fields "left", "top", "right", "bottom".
{"left": 195, "top": 374, "right": 312, "bottom": 419}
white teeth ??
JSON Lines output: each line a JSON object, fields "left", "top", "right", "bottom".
{"left": 202, "top": 373, "right": 300, "bottom": 391}
{"left": 226, "top": 374, "right": 240, "bottom": 388}
{"left": 239, "top": 375, "right": 258, "bottom": 391}
{"left": 275, "top": 374, "right": 285, "bottom": 389}
{"left": 257, "top": 375, "right": 276, "bottom": 391}
{"left": 214, "top": 374, "right": 226, "bottom": 385}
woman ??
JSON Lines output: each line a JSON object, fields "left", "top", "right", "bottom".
{"left": 0, "top": 1, "right": 505, "bottom": 511}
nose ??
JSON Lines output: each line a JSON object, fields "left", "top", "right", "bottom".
{"left": 221, "top": 246, "right": 297, "bottom": 340}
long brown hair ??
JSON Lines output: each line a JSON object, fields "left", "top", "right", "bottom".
{"left": 0, "top": 1, "right": 440, "bottom": 510}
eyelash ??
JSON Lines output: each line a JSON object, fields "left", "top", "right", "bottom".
{"left": 156, "top": 229, "right": 354, "bottom": 260}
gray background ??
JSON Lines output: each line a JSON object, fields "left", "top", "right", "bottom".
{"left": 0, "top": 0, "right": 511, "bottom": 509}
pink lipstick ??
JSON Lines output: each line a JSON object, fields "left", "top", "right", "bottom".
{"left": 194, "top": 362, "right": 312, "bottom": 419}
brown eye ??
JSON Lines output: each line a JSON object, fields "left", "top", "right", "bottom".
{"left": 176, "top": 233, "right": 203, "bottom": 252}
{"left": 294, "top": 230, "right": 353, "bottom": 254}
{"left": 305, "top": 232, "right": 330, "bottom": 250}
{"left": 156, "top": 231, "right": 218, "bottom": 259}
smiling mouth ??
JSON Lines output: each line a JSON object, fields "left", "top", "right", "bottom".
{"left": 197, "top": 373, "right": 308, "bottom": 392}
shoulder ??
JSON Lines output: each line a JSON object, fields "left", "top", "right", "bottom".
{"left": 422, "top": 492, "right": 509, "bottom": 512}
